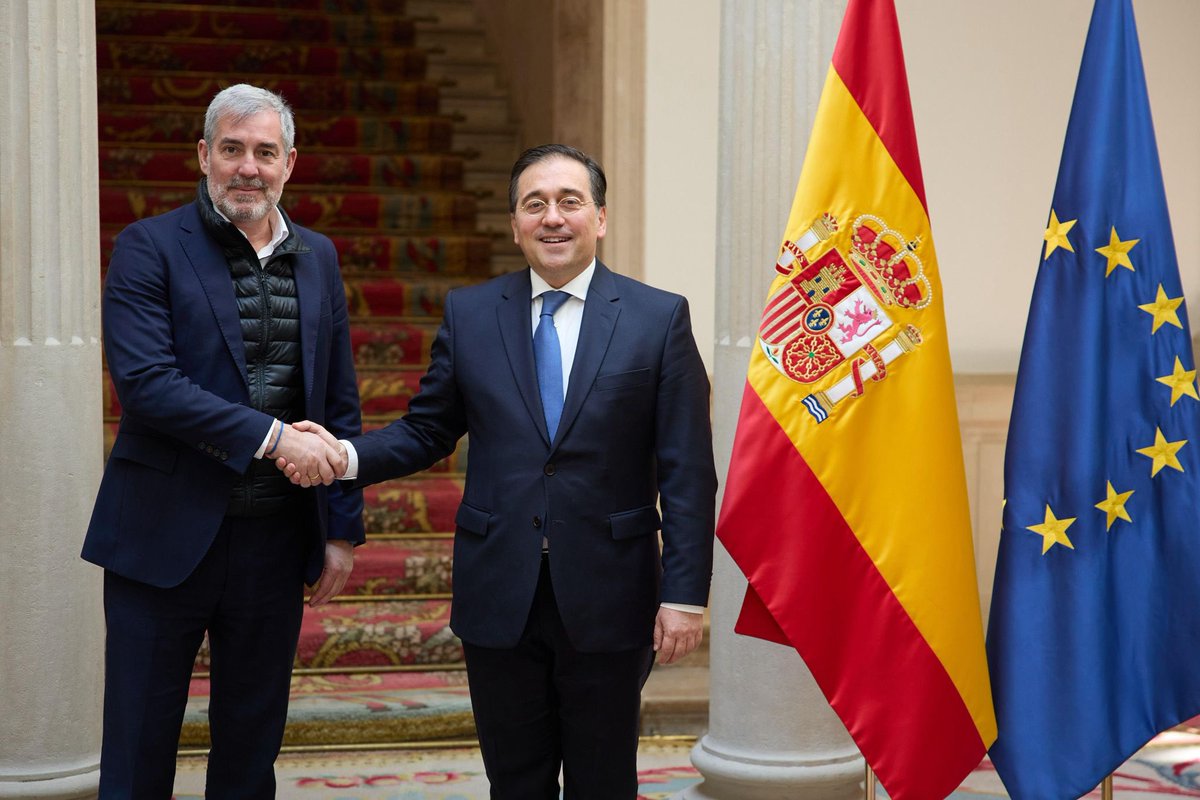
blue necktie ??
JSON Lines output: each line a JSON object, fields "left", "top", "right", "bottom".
{"left": 534, "top": 291, "right": 570, "bottom": 439}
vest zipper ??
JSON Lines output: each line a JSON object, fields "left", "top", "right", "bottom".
{"left": 249, "top": 256, "right": 273, "bottom": 509}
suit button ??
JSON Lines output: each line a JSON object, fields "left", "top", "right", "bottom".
{"left": 533, "top": 516, "right": 542, "bottom": 529}
{"left": 544, "top": 463, "right": 556, "bottom": 476}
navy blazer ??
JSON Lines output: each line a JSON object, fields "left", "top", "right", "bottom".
{"left": 351, "top": 262, "right": 717, "bottom": 652}
{"left": 83, "top": 201, "right": 365, "bottom": 588}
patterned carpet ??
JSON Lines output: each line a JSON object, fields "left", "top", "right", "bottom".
{"left": 172, "top": 740, "right": 701, "bottom": 800}
{"left": 170, "top": 730, "right": 1200, "bottom": 800}
{"left": 935, "top": 731, "right": 1200, "bottom": 799}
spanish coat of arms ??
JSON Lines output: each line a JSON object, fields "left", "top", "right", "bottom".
{"left": 759, "top": 212, "right": 931, "bottom": 423}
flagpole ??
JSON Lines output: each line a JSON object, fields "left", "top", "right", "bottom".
{"left": 865, "top": 763, "right": 876, "bottom": 800}
{"left": 1101, "top": 774, "right": 1113, "bottom": 800}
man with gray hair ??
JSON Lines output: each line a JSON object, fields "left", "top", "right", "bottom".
{"left": 82, "top": 83, "right": 363, "bottom": 796}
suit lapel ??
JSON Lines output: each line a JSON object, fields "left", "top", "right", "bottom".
{"left": 556, "top": 262, "right": 620, "bottom": 448}
{"left": 178, "top": 206, "right": 251, "bottom": 393}
{"left": 496, "top": 270, "right": 551, "bottom": 444}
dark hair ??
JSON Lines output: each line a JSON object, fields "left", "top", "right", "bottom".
{"left": 508, "top": 144, "right": 607, "bottom": 212}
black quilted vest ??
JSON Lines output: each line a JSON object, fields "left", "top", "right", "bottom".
{"left": 197, "top": 180, "right": 310, "bottom": 517}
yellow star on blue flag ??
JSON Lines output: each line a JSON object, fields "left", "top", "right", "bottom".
{"left": 987, "top": 2, "right": 1200, "bottom": 799}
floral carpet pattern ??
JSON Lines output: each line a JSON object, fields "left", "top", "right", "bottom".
{"left": 883, "top": 731, "right": 1200, "bottom": 799}
{"left": 181, "top": 670, "right": 474, "bottom": 749}
{"left": 173, "top": 732, "right": 1200, "bottom": 800}
{"left": 172, "top": 742, "right": 700, "bottom": 800}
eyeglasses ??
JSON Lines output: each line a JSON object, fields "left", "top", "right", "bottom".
{"left": 517, "top": 197, "right": 595, "bottom": 217}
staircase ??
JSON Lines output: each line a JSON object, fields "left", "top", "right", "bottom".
{"left": 96, "top": 0, "right": 706, "bottom": 752}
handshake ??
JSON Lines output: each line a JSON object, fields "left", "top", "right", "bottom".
{"left": 269, "top": 420, "right": 347, "bottom": 488}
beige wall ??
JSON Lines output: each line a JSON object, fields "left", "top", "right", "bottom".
{"left": 643, "top": 0, "right": 721, "bottom": 371}
{"left": 903, "top": 0, "right": 1200, "bottom": 372}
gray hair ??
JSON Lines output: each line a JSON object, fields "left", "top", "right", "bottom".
{"left": 203, "top": 84, "right": 295, "bottom": 152}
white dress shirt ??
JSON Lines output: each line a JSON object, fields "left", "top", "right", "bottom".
{"left": 339, "top": 261, "right": 596, "bottom": 477}
{"left": 529, "top": 260, "right": 593, "bottom": 401}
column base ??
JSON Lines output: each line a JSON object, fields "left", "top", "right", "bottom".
{"left": 0, "top": 766, "right": 99, "bottom": 800}
{"left": 675, "top": 734, "right": 864, "bottom": 800}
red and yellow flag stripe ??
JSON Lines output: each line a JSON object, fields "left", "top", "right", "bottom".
{"left": 717, "top": 2, "right": 996, "bottom": 798}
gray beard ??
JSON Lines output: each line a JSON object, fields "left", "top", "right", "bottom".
{"left": 208, "top": 176, "right": 277, "bottom": 223}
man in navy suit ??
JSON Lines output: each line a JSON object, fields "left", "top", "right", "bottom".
{"left": 83, "top": 84, "right": 364, "bottom": 798}
{"left": 287, "top": 144, "right": 716, "bottom": 798}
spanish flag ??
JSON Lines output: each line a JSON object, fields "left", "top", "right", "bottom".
{"left": 716, "top": 1, "right": 996, "bottom": 798}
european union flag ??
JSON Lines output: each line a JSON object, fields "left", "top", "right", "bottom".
{"left": 986, "top": 1, "right": 1200, "bottom": 798}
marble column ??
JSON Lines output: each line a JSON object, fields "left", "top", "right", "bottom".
{"left": 0, "top": 0, "right": 104, "bottom": 797}
{"left": 679, "top": 2, "right": 864, "bottom": 798}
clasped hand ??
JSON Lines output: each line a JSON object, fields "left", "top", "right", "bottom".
{"left": 273, "top": 421, "right": 347, "bottom": 487}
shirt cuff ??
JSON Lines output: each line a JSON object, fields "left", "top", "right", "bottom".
{"left": 255, "top": 419, "right": 279, "bottom": 459}
{"left": 340, "top": 439, "right": 359, "bottom": 479}
{"left": 660, "top": 602, "right": 704, "bottom": 615}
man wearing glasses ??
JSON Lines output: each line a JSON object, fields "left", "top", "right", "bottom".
{"left": 285, "top": 143, "right": 716, "bottom": 798}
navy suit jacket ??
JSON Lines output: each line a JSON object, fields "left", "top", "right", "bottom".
{"left": 351, "top": 262, "right": 717, "bottom": 652}
{"left": 83, "top": 201, "right": 365, "bottom": 588}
